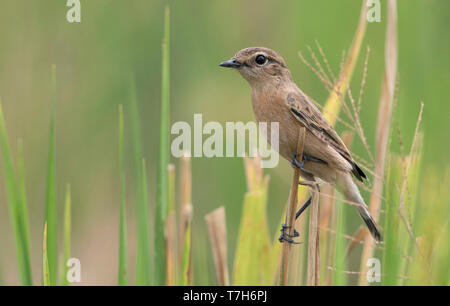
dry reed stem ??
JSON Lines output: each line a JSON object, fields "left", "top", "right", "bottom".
{"left": 244, "top": 153, "right": 263, "bottom": 191}
{"left": 359, "top": 0, "right": 398, "bottom": 286}
{"left": 307, "top": 183, "right": 320, "bottom": 286}
{"left": 205, "top": 207, "right": 230, "bottom": 286}
{"left": 279, "top": 127, "right": 306, "bottom": 286}
{"left": 322, "top": 0, "right": 369, "bottom": 126}
{"left": 178, "top": 154, "right": 193, "bottom": 285}
{"left": 179, "top": 153, "right": 191, "bottom": 260}
{"left": 321, "top": 184, "right": 336, "bottom": 286}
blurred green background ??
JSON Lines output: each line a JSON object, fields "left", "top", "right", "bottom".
{"left": 0, "top": 0, "right": 448, "bottom": 285}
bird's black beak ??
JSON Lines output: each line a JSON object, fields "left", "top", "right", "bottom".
{"left": 219, "top": 59, "right": 242, "bottom": 68}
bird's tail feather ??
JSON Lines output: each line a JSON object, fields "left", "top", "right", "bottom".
{"left": 356, "top": 205, "right": 383, "bottom": 242}
{"left": 337, "top": 173, "right": 382, "bottom": 242}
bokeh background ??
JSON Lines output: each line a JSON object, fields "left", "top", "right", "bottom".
{"left": 0, "top": 0, "right": 448, "bottom": 285}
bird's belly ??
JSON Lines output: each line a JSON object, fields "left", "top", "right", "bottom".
{"left": 254, "top": 106, "right": 340, "bottom": 184}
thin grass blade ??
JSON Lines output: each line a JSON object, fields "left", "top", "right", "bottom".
{"left": 118, "top": 104, "right": 128, "bottom": 286}
{"left": 0, "top": 99, "right": 33, "bottom": 285}
{"left": 155, "top": 5, "right": 171, "bottom": 286}
{"left": 44, "top": 65, "right": 58, "bottom": 285}
{"left": 43, "top": 222, "right": 51, "bottom": 286}
{"left": 61, "top": 184, "right": 71, "bottom": 286}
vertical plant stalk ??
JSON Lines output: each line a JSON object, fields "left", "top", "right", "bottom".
{"left": 359, "top": 0, "right": 398, "bottom": 286}
{"left": 45, "top": 64, "right": 57, "bottom": 286}
{"left": 280, "top": 127, "right": 305, "bottom": 286}
{"left": 166, "top": 164, "right": 178, "bottom": 285}
{"left": 205, "top": 207, "right": 229, "bottom": 286}
{"left": 16, "top": 138, "right": 33, "bottom": 285}
{"left": 307, "top": 184, "right": 320, "bottom": 286}
{"left": 178, "top": 153, "right": 192, "bottom": 260}
{"left": 43, "top": 222, "right": 50, "bottom": 286}
{"left": 118, "top": 104, "right": 128, "bottom": 286}
{"left": 233, "top": 156, "right": 271, "bottom": 285}
{"left": 155, "top": 5, "right": 171, "bottom": 286}
{"left": 322, "top": 0, "right": 369, "bottom": 125}
{"left": 130, "top": 77, "right": 151, "bottom": 286}
{"left": 180, "top": 212, "right": 193, "bottom": 286}
{"left": 332, "top": 193, "right": 347, "bottom": 286}
{"left": 332, "top": 132, "right": 353, "bottom": 286}
{"left": 0, "top": 100, "right": 33, "bottom": 285}
{"left": 61, "top": 184, "right": 71, "bottom": 286}
{"left": 179, "top": 153, "right": 193, "bottom": 285}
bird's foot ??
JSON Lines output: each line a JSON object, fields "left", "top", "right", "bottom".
{"left": 278, "top": 224, "right": 301, "bottom": 244}
{"left": 292, "top": 153, "right": 327, "bottom": 174}
{"left": 291, "top": 153, "right": 306, "bottom": 170}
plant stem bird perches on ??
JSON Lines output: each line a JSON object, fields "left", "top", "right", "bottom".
{"left": 279, "top": 126, "right": 321, "bottom": 286}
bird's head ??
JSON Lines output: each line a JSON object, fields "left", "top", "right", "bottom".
{"left": 219, "top": 47, "right": 291, "bottom": 87}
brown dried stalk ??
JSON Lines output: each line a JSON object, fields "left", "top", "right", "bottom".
{"left": 179, "top": 153, "right": 191, "bottom": 259}
{"left": 178, "top": 153, "right": 193, "bottom": 285}
{"left": 359, "top": 0, "right": 398, "bottom": 286}
{"left": 205, "top": 206, "right": 230, "bottom": 286}
{"left": 307, "top": 183, "right": 320, "bottom": 286}
{"left": 279, "top": 127, "right": 306, "bottom": 286}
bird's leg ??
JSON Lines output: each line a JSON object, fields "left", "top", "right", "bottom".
{"left": 295, "top": 196, "right": 312, "bottom": 220}
{"left": 278, "top": 197, "right": 314, "bottom": 244}
{"left": 278, "top": 195, "right": 312, "bottom": 244}
{"left": 296, "top": 180, "right": 320, "bottom": 218}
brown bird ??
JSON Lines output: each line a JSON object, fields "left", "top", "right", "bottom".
{"left": 220, "top": 47, "right": 382, "bottom": 243}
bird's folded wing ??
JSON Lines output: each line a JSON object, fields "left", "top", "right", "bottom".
{"left": 286, "top": 90, "right": 367, "bottom": 181}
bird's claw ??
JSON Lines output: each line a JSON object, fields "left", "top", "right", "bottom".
{"left": 291, "top": 153, "right": 306, "bottom": 170}
{"left": 278, "top": 224, "right": 301, "bottom": 244}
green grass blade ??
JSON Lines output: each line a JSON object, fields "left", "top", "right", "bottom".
{"left": 43, "top": 222, "right": 51, "bottom": 286}
{"left": 382, "top": 155, "right": 402, "bottom": 285}
{"left": 332, "top": 202, "right": 347, "bottom": 286}
{"left": 136, "top": 158, "right": 151, "bottom": 285}
{"left": 232, "top": 172, "right": 271, "bottom": 286}
{"left": 61, "top": 184, "right": 71, "bottom": 286}
{"left": 16, "top": 138, "right": 33, "bottom": 285}
{"left": 129, "top": 77, "right": 151, "bottom": 286}
{"left": 0, "top": 99, "right": 33, "bottom": 285}
{"left": 44, "top": 65, "right": 57, "bottom": 285}
{"left": 118, "top": 104, "right": 128, "bottom": 286}
{"left": 155, "top": 5, "right": 170, "bottom": 286}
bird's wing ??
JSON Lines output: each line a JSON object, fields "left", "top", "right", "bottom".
{"left": 286, "top": 90, "right": 367, "bottom": 181}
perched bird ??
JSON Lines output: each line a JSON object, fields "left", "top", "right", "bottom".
{"left": 220, "top": 47, "right": 382, "bottom": 243}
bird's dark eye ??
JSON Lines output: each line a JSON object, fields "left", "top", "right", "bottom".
{"left": 255, "top": 55, "right": 267, "bottom": 65}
